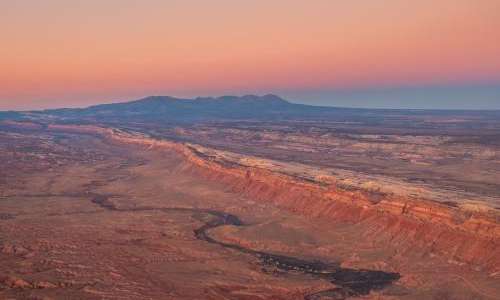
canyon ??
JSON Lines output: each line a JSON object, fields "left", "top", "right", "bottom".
{"left": 1, "top": 95, "right": 500, "bottom": 299}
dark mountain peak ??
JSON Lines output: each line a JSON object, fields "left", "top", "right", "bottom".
{"left": 131, "top": 95, "right": 182, "bottom": 103}
{"left": 37, "top": 94, "right": 320, "bottom": 122}
{"left": 261, "top": 94, "right": 288, "bottom": 102}
{"left": 240, "top": 94, "right": 264, "bottom": 101}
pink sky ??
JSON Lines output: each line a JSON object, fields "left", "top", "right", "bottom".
{"left": 1, "top": 0, "right": 499, "bottom": 110}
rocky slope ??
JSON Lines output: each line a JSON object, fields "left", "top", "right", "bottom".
{"left": 10, "top": 122, "right": 496, "bottom": 275}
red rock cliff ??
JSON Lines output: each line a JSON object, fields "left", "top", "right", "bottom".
{"left": 109, "top": 130, "right": 500, "bottom": 273}
{"left": 3, "top": 122, "right": 499, "bottom": 273}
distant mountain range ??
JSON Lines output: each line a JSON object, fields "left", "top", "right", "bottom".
{"left": 31, "top": 94, "right": 350, "bottom": 123}
{"left": 2, "top": 94, "right": 499, "bottom": 124}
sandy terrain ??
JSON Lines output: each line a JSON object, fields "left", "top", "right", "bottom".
{"left": 1, "top": 128, "right": 499, "bottom": 299}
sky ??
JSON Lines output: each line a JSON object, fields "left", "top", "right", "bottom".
{"left": 1, "top": 0, "right": 499, "bottom": 110}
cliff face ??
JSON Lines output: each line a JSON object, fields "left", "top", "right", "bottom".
{"left": 189, "top": 166, "right": 498, "bottom": 269}
{"left": 104, "top": 128, "right": 500, "bottom": 272}
{"left": 20, "top": 124, "right": 500, "bottom": 270}
{"left": 3, "top": 122, "right": 499, "bottom": 272}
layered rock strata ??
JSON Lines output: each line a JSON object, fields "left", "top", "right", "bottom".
{"left": 3, "top": 122, "right": 499, "bottom": 274}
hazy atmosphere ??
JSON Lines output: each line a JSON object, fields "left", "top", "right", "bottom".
{"left": 1, "top": 0, "right": 499, "bottom": 110}
{"left": 2, "top": 2, "right": 500, "bottom": 300}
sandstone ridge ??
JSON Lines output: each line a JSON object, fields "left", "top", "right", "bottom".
{"left": 3, "top": 121, "right": 499, "bottom": 274}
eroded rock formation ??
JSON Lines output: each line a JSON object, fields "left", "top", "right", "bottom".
{"left": 4, "top": 122, "right": 499, "bottom": 274}
{"left": 105, "top": 126, "right": 500, "bottom": 274}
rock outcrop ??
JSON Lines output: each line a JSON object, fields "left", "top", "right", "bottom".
{"left": 103, "top": 128, "right": 500, "bottom": 272}
{"left": 3, "top": 122, "right": 499, "bottom": 273}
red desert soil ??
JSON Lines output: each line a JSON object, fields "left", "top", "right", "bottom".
{"left": 0, "top": 123, "right": 499, "bottom": 299}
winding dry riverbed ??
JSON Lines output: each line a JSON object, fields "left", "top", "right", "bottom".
{"left": 91, "top": 194, "right": 400, "bottom": 299}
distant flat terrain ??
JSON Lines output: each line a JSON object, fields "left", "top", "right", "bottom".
{"left": 148, "top": 119, "right": 500, "bottom": 209}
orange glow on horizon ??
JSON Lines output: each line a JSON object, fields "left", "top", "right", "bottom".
{"left": 1, "top": 0, "right": 499, "bottom": 109}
